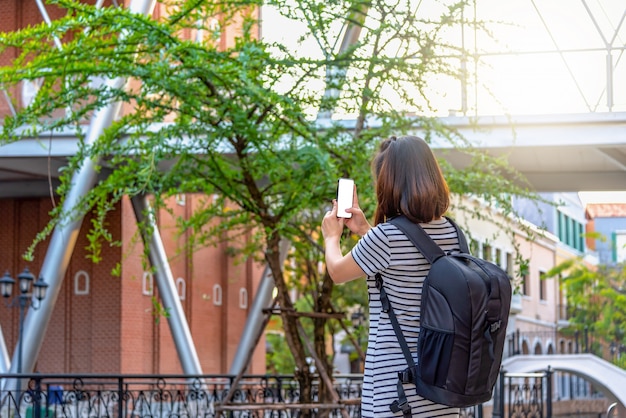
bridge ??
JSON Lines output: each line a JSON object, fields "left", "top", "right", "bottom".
{"left": 502, "top": 354, "right": 626, "bottom": 414}
{"left": 430, "top": 112, "right": 626, "bottom": 192}
{"left": 2, "top": 111, "right": 625, "bottom": 198}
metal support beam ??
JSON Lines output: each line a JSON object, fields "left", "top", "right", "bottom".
{"left": 229, "top": 239, "right": 290, "bottom": 375}
{"left": 0, "top": 0, "right": 157, "bottom": 393}
{"left": 316, "top": 4, "right": 368, "bottom": 122}
{"left": 130, "top": 195, "right": 203, "bottom": 375}
{"left": 0, "top": 326, "right": 9, "bottom": 373}
{"left": 34, "top": 0, "right": 63, "bottom": 50}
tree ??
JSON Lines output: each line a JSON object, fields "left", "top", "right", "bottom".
{"left": 0, "top": 0, "right": 537, "bottom": 413}
{"left": 547, "top": 256, "right": 626, "bottom": 367}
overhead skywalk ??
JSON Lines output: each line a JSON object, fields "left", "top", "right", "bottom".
{"left": 1, "top": 110, "right": 626, "bottom": 198}
{"left": 428, "top": 112, "right": 626, "bottom": 192}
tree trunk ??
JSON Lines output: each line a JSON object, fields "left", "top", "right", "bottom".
{"left": 314, "top": 273, "right": 337, "bottom": 418}
{"left": 265, "top": 231, "right": 315, "bottom": 417}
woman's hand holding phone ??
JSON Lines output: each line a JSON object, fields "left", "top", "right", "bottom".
{"left": 343, "top": 186, "right": 371, "bottom": 237}
{"left": 323, "top": 178, "right": 371, "bottom": 241}
{"left": 333, "top": 178, "right": 371, "bottom": 237}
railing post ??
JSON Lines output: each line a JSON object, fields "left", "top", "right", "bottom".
{"left": 493, "top": 369, "right": 505, "bottom": 418}
{"left": 546, "top": 367, "right": 552, "bottom": 418}
{"left": 228, "top": 376, "right": 234, "bottom": 418}
{"left": 34, "top": 375, "right": 41, "bottom": 418}
{"left": 118, "top": 376, "right": 124, "bottom": 418}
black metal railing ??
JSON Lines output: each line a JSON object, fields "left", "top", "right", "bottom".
{"left": 507, "top": 327, "right": 626, "bottom": 366}
{"left": 493, "top": 370, "right": 552, "bottom": 418}
{"left": 507, "top": 328, "right": 602, "bottom": 356}
{"left": 0, "top": 373, "right": 363, "bottom": 417}
{"left": 0, "top": 373, "right": 485, "bottom": 418}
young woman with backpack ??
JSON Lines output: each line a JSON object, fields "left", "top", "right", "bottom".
{"left": 321, "top": 135, "right": 462, "bottom": 418}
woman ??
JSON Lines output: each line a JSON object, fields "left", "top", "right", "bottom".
{"left": 322, "top": 135, "right": 461, "bottom": 417}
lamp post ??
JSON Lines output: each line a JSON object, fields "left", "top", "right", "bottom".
{"left": 0, "top": 268, "right": 48, "bottom": 377}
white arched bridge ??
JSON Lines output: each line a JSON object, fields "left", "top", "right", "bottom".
{"left": 502, "top": 354, "right": 626, "bottom": 411}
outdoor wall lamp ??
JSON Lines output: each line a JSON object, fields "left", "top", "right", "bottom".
{"left": 0, "top": 267, "right": 48, "bottom": 375}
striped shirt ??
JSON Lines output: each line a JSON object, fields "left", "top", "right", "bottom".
{"left": 351, "top": 218, "right": 461, "bottom": 418}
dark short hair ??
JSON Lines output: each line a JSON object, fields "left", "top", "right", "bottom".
{"left": 372, "top": 135, "right": 449, "bottom": 225}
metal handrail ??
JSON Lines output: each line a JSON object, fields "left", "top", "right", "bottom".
{"left": 0, "top": 373, "right": 363, "bottom": 418}
{"left": 607, "top": 402, "right": 618, "bottom": 417}
{"left": 0, "top": 372, "right": 487, "bottom": 418}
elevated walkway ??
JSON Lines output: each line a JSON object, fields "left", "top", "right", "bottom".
{"left": 429, "top": 112, "right": 626, "bottom": 192}
{"left": 502, "top": 354, "right": 626, "bottom": 408}
{"left": 2, "top": 112, "right": 625, "bottom": 199}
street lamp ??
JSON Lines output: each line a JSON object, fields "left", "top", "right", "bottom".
{"left": 1, "top": 268, "right": 48, "bottom": 376}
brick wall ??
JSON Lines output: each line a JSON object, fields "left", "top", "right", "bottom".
{"left": 0, "top": 0, "right": 67, "bottom": 114}
{"left": 0, "top": 196, "right": 266, "bottom": 375}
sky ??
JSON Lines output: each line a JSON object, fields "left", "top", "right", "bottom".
{"left": 579, "top": 191, "right": 626, "bottom": 205}
{"left": 261, "top": 0, "right": 626, "bottom": 116}
{"left": 467, "top": 0, "right": 626, "bottom": 115}
{"left": 261, "top": 0, "right": 626, "bottom": 202}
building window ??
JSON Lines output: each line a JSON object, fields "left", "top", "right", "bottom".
{"left": 470, "top": 239, "right": 480, "bottom": 256}
{"left": 142, "top": 272, "right": 154, "bottom": 296}
{"left": 176, "top": 277, "right": 186, "bottom": 300}
{"left": 483, "top": 243, "right": 492, "bottom": 262}
{"left": 74, "top": 270, "right": 90, "bottom": 295}
{"left": 539, "top": 270, "right": 547, "bottom": 301}
{"left": 495, "top": 248, "right": 502, "bottom": 268}
{"left": 506, "top": 252, "right": 514, "bottom": 277}
{"left": 566, "top": 217, "right": 573, "bottom": 244}
{"left": 208, "top": 18, "right": 221, "bottom": 44}
{"left": 613, "top": 231, "right": 626, "bottom": 263}
{"left": 557, "top": 210, "right": 585, "bottom": 252}
{"left": 213, "top": 284, "right": 222, "bottom": 306}
{"left": 239, "top": 288, "right": 248, "bottom": 309}
{"left": 521, "top": 274, "right": 529, "bottom": 296}
{"left": 577, "top": 223, "right": 585, "bottom": 252}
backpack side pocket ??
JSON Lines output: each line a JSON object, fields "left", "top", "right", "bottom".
{"left": 417, "top": 287, "right": 454, "bottom": 387}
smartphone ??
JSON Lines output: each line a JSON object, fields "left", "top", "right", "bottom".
{"left": 336, "top": 178, "right": 354, "bottom": 218}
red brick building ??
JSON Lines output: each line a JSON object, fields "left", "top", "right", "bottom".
{"left": 0, "top": 1, "right": 266, "bottom": 375}
{"left": 0, "top": 195, "right": 267, "bottom": 375}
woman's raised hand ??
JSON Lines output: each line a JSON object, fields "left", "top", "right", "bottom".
{"left": 344, "top": 186, "right": 371, "bottom": 237}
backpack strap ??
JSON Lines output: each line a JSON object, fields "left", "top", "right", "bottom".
{"left": 390, "top": 216, "right": 470, "bottom": 262}
{"left": 390, "top": 216, "right": 445, "bottom": 263}
{"left": 375, "top": 273, "right": 414, "bottom": 418}
{"left": 443, "top": 216, "right": 470, "bottom": 254}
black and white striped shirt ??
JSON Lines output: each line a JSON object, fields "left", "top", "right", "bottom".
{"left": 351, "top": 218, "right": 461, "bottom": 418}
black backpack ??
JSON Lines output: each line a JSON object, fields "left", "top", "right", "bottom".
{"left": 375, "top": 215, "right": 512, "bottom": 415}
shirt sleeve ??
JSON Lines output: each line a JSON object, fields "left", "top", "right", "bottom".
{"left": 350, "top": 225, "right": 391, "bottom": 277}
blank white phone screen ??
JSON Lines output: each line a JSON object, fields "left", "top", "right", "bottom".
{"left": 337, "top": 178, "right": 354, "bottom": 218}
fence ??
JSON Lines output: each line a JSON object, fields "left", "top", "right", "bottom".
{"left": 0, "top": 373, "right": 362, "bottom": 418}
{"left": 493, "top": 370, "right": 552, "bottom": 418}
{"left": 0, "top": 373, "right": 488, "bottom": 418}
